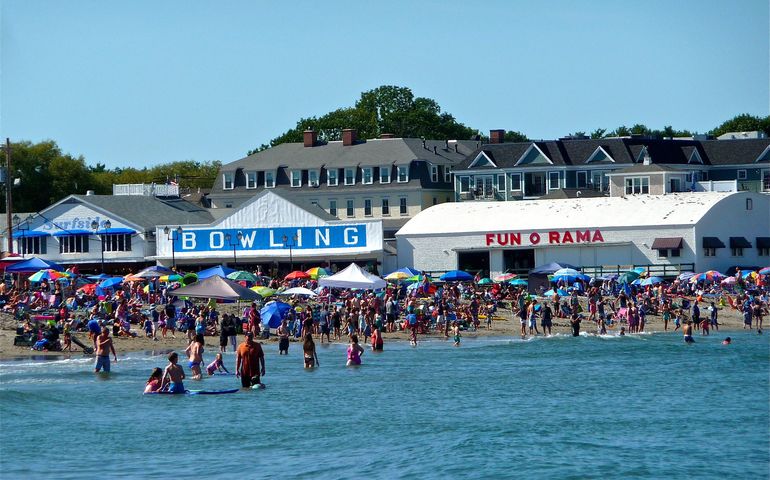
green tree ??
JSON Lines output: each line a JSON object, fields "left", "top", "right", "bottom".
{"left": 504, "top": 130, "right": 528, "bottom": 142}
{"left": 590, "top": 128, "right": 606, "bottom": 139}
{"left": 709, "top": 113, "right": 770, "bottom": 137}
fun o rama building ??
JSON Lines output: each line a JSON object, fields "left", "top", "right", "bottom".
{"left": 396, "top": 192, "right": 769, "bottom": 277}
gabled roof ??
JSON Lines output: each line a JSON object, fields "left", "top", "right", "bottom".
{"left": 585, "top": 146, "right": 615, "bottom": 163}
{"left": 68, "top": 195, "right": 213, "bottom": 230}
{"left": 755, "top": 144, "right": 770, "bottom": 163}
{"left": 468, "top": 151, "right": 497, "bottom": 168}
{"left": 515, "top": 143, "right": 553, "bottom": 166}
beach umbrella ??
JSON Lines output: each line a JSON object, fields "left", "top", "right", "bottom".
{"left": 477, "top": 278, "right": 493, "bottom": 285}
{"left": 260, "top": 301, "right": 292, "bottom": 328}
{"left": 678, "top": 272, "right": 696, "bottom": 281}
{"left": 99, "top": 277, "right": 124, "bottom": 289}
{"left": 493, "top": 273, "right": 518, "bottom": 282}
{"left": 182, "top": 273, "right": 198, "bottom": 285}
{"left": 159, "top": 274, "right": 183, "bottom": 282}
{"left": 509, "top": 278, "right": 528, "bottom": 286}
{"left": 721, "top": 276, "right": 736, "bottom": 285}
{"left": 440, "top": 270, "right": 473, "bottom": 282}
{"left": 28, "top": 269, "right": 68, "bottom": 282}
{"left": 597, "top": 273, "right": 619, "bottom": 281}
{"left": 759, "top": 267, "right": 770, "bottom": 275}
{"left": 134, "top": 265, "right": 174, "bottom": 278}
{"left": 278, "top": 287, "right": 317, "bottom": 297}
{"left": 88, "top": 273, "right": 111, "bottom": 281}
{"left": 285, "top": 270, "right": 310, "bottom": 281}
{"left": 305, "top": 267, "right": 330, "bottom": 280}
{"left": 544, "top": 288, "right": 568, "bottom": 297}
{"left": 690, "top": 270, "right": 724, "bottom": 283}
{"left": 618, "top": 271, "right": 641, "bottom": 284}
{"left": 553, "top": 268, "right": 580, "bottom": 277}
{"left": 6, "top": 257, "right": 65, "bottom": 273}
{"left": 553, "top": 273, "right": 591, "bottom": 283}
{"left": 227, "top": 271, "right": 258, "bottom": 282}
{"left": 385, "top": 271, "right": 412, "bottom": 281}
{"left": 640, "top": 276, "right": 664, "bottom": 286}
{"left": 405, "top": 274, "right": 433, "bottom": 283}
{"left": 739, "top": 270, "right": 756, "bottom": 279}
{"left": 196, "top": 265, "right": 237, "bottom": 280}
{"left": 77, "top": 283, "right": 97, "bottom": 295}
{"left": 123, "top": 273, "right": 143, "bottom": 282}
{"left": 251, "top": 286, "right": 276, "bottom": 298}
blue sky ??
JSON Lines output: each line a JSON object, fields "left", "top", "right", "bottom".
{"left": 1, "top": 0, "right": 768, "bottom": 169}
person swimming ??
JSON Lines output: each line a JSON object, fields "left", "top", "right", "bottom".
{"left": 205, "top": 353, "right": 230, "bottom": 375}
{"left": 722, "top": 337, "right": 732, "bottom": 345}
{"left": 144, "top": 367, "right": 162, "bottom": 393}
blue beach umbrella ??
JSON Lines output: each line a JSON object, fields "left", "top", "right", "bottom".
{"left": 508, "top": 278, "right": 528, "bottom": 286}
{"left": 260, "top": 301, "right": 291, "bottom": 329}
{"left": 440, "top": 270, "right": 473, "bottom": 282}
{"left": 640, "top": 276, "right": 664, "bottom": 286}
{"left": 99, "top": 277, "right": 124, "bottom": 289}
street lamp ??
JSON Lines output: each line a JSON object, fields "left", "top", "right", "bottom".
{"left": 282, "top": 234, "right": 298, "bottom": 272}
{"left": 91, "top": 219, "right": 111, "bottom": 273}
{"left": 224, "top": 231, "right": 243, "bottom": 268}
{"left": 12, "top": 214, "right": 27, "bottom": 258}
{"left": 164, "top": 226, "right": 183, "bottom": 270}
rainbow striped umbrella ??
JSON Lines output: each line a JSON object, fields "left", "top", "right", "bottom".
{"left": 494, "top": 273, "right": 518, "bottom": 282}
{"left": 305, "top": 267, "right": 330, "bottom": 280}
{"left": 28, "top": 269, "right": 69, "bottom": 282}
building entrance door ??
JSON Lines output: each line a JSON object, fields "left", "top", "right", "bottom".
{"left": 502, "top": 249, "right": 535, "bottom": 276}
{"left": 458, "top": 251, "right": 490, "bottom": 278}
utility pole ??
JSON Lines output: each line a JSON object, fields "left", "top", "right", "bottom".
{"left": 5, "top": 138, "right": 13, "bottom": 254}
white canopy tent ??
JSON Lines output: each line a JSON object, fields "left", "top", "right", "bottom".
{"left": 278, "top": 287, "right": 317, "bottom": 297}
{"left": 318, "top": 263, "right": 386, "bottom": 290}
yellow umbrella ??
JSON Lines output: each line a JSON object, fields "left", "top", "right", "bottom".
{"left": 251, "top": 286, "right": 276, "bottom": 298}
{"left": 385, "top": 271, "right": 411, "bottom": 281}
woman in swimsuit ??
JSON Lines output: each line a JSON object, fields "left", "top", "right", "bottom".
{"left": 346, "top": 334, "right": 364, "bottom": 366}
{"left": 303, "top": 334, "right": 319, "bottom": 368}
{"left": 185, "top": 333, "right": 205, "bottom": 380}
{"left": 371, "top": 326, "right": 384, "bottom": 351}
{"left": 144, "top": 367, "right": 163, "bottom": 393}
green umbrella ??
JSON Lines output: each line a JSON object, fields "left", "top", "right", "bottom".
{"left": 227, "top": 271, "right": 258, "bottom": 282}
{"left": 618, "top": 271, "right": 641, "bottom": 284}
{"left": 477, "top": 278, "right": 493, "bottom": 285}
{"left": 509, "top": 278, "right": 528, "bottom": 286}
{"left": 405, "top": 274, "right": 433, "bottom": 283}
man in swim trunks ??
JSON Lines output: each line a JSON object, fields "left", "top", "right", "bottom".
{"left": 236, "top": 332, "right": 265, "bottom": 388}
{"left": 94, "top": 329, "right": 117, "bottom": 373}
{"left": 277, "top": 319, "right": 290, "bottom": 355}
{"left": 160, "top": 351, "right": 186, "bottom": 393}
{"left": 540, "top": 302, "right": 553, "bottom": 336}
{"left": 683, "top": 321, "right": 695, "bottom": 343}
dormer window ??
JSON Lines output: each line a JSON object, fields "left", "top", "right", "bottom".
{"left": 264, "top": 171, "right": 275, "bottom": 188}
{"left": 308, "top": 170, "right": 319, "bottom": 187}
{"left": 380, "top": 166, "right": 391, "bottom": 184}
{"left": 344, "top": 168, "right": 356, "bottom": 185}
{"left": 397, "top": 165, "right": 409, "bottom": 183}
{"left": 246, "top": 171, "right": 257, "bottom": 189}
{"left": 444, "top": 166, "right": 452, "bottom": 183}
{"left": 430, "top": 165, "right": 439, "bottom": 182}
{"left": 362, "top": 167, "right": 373, "bottom": 185}
{"left": 290, "top": 170, "right": 302, "bottom": 187}
{"left": 223, "top": 172, "right": 234, "bottom": 190}
{"left": 327, "top": 169, "right": 339, "bottom": 186}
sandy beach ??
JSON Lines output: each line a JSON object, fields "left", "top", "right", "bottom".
{"left": 0, "top": 298, "right": 753, "bottom": 361}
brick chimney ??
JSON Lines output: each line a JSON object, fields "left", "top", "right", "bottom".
{"left": 490, "top": 129, "right": 505, "bottom": 144}
{"left": 342, "top": 129, "right": 357, "bottom": 146}
{"left": 303, "top": 129, "right": 317, "bottom": 147}
{"left": 379, "top": 133, "right": 395, "bottom": 139}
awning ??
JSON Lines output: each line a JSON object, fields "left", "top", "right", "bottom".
{"left": 52, "top": 229, "right": 92, "bottom": 237}
{"left": 651, "top": 237, "right": 683, "bottom": 250}
{"left": 729, "top": 237, "right": 752, "bottom": 248}
{"left": 96, "top": 228, "right": 136, "bottom": 235}
{"left": 702, "top": 237, "right": 725, "bottom": 248}
{"left": 11, "top": 230, "right": 50, "bottom": 238}
{"left": 756, "top": 237, "right": 770, "bottom": 249}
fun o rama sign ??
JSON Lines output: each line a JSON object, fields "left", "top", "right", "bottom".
{"left": 485, "top": 229, "right": 604, "bottom": 247}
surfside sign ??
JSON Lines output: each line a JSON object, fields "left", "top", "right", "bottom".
{"left": 485, "top": 229, "right": 604, "bottom": 247}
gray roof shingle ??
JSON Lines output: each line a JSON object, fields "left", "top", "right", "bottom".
{"left": 70, "top": 195, "right": 213, "bottom": 231}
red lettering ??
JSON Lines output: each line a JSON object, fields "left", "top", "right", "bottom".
{"left": 562, "top": 231, "right": 574, "bottom": 244}
{"left": 576, "top": 230, "right": 590, "bottom": 242}
{"left": 548, "top": 231, "right": 560, "bottom": 244}
{"left": 529, "top": 232, "right": 541, "bottom": 245}
{"left": 592, "top": 230, "right": 604, "bottom": 242}
{"left": 486, "top": 233, "right": 494, "bottom": 246}
{"left": 496, "top": 234, "right": 509, "bottom": 246}
{"left": 510, "top": 233, "right": 521, "bottom": 246}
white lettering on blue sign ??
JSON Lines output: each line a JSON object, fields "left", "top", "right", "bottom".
{"left": 174, "top": 225, "right": 367, "bottom": 252}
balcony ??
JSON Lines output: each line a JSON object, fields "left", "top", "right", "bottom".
{"left": 113, "top": 183, "right": 179, "bottom": 197}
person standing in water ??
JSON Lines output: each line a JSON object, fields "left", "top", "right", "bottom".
{"left": 371, "top": 326, "right": 384, "bottom": 351}
{"left": 303, "top": 334, "right": 319, "bottom": 368}
{"left": 160, "top": 351, "right": 186, "bottom": 393}
{"left": 277, "top": 319, "right": 290, "bottom": 355}
{"left": 683, "top": 321, "right": 695, "bottom": 343}
{"left": 452, "top": 321, "right": 461, "bottom": 346}
{"left": 346, "top": 334, "right": 364, "bottom": 366}
{"left": 94, "top": 329, "right": 117, "bottom": 373}
{"left": 184, "top": 334, "right": 205, "bottom": 380}
{"left": 570, "top": 313, "right": 581, "bottom": 337}
{"left": 236, "top": 332, "right": 265, "bottom": 388}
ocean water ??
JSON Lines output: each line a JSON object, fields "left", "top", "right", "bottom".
{"left": 1, "top": 332, "right": 768, "bottom": 479}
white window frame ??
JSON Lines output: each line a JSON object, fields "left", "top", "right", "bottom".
{"left": 364, "top": 199, "right": 372, "bottom": 217}
{"left": 362, "top": 167, "right": 373, "bottom": 185}
{"left": 379, "top": 166, "right": 391, "bottom": 184}
{"left": 444, "top": 166, "right": 452, "bottom": 183}
{"left": 548, "top": 171, "right": 560, "bottom": 190}
{"left": 20, "top": 236, "right": 45, "bottom": 255}
{"left": 737, "top": 169, "right": 747, "bottom": 180}
{"left": 625, "top": 176, "right": 650, "bottom": 195}
{"left": 264, "top": 171, "right": 275, "bottom": 188}
{"left": 509, "top": 173, "right": 522, "bottom": 191}
{"left": 103, "top": 233, "right": 132, "bottom": 252}
{"left": 459, "top": 176, "right": 471, "bottom": 193}
{"left": 344, "top": 168, "right": 356, "bottom": 186}
{"left": 308, "top": 169, "right": 319, "bottom": 187}
{"left": 496, "top": 174, "right": 506, "bottom": 192}
{"left": 327, "top": 169, "right": 338, "bottom": 187}
{"left": 704, "top": 247, "right": 716, "bottom": 257}
{"left": 246, "top": 171, "right": 257, "bottom": 189}
{"left": 290, "top": 170, "right": 302, "bottom": 188}
{"left": 397, "top": 165, "right": 409, "bottom": 183}
{"left": 399, "top": 196, "right": 408, "bottom": 215}
{"left": 223, "top": 172, "right": 234, "bottom": 190}
{"left": 381, "top": 198, "right": 390, "bottom": 216}
{"left": 329, "top": 199, "right": 337, "bottom": 217}
{"left": 346, "top": 199, "right": 355, "bottom": 218}
{"left": 59, "top": 235, "right": 89, "bottom": 254}
{"left": 430, "top": 165, "right": 439, "bottom": 183}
